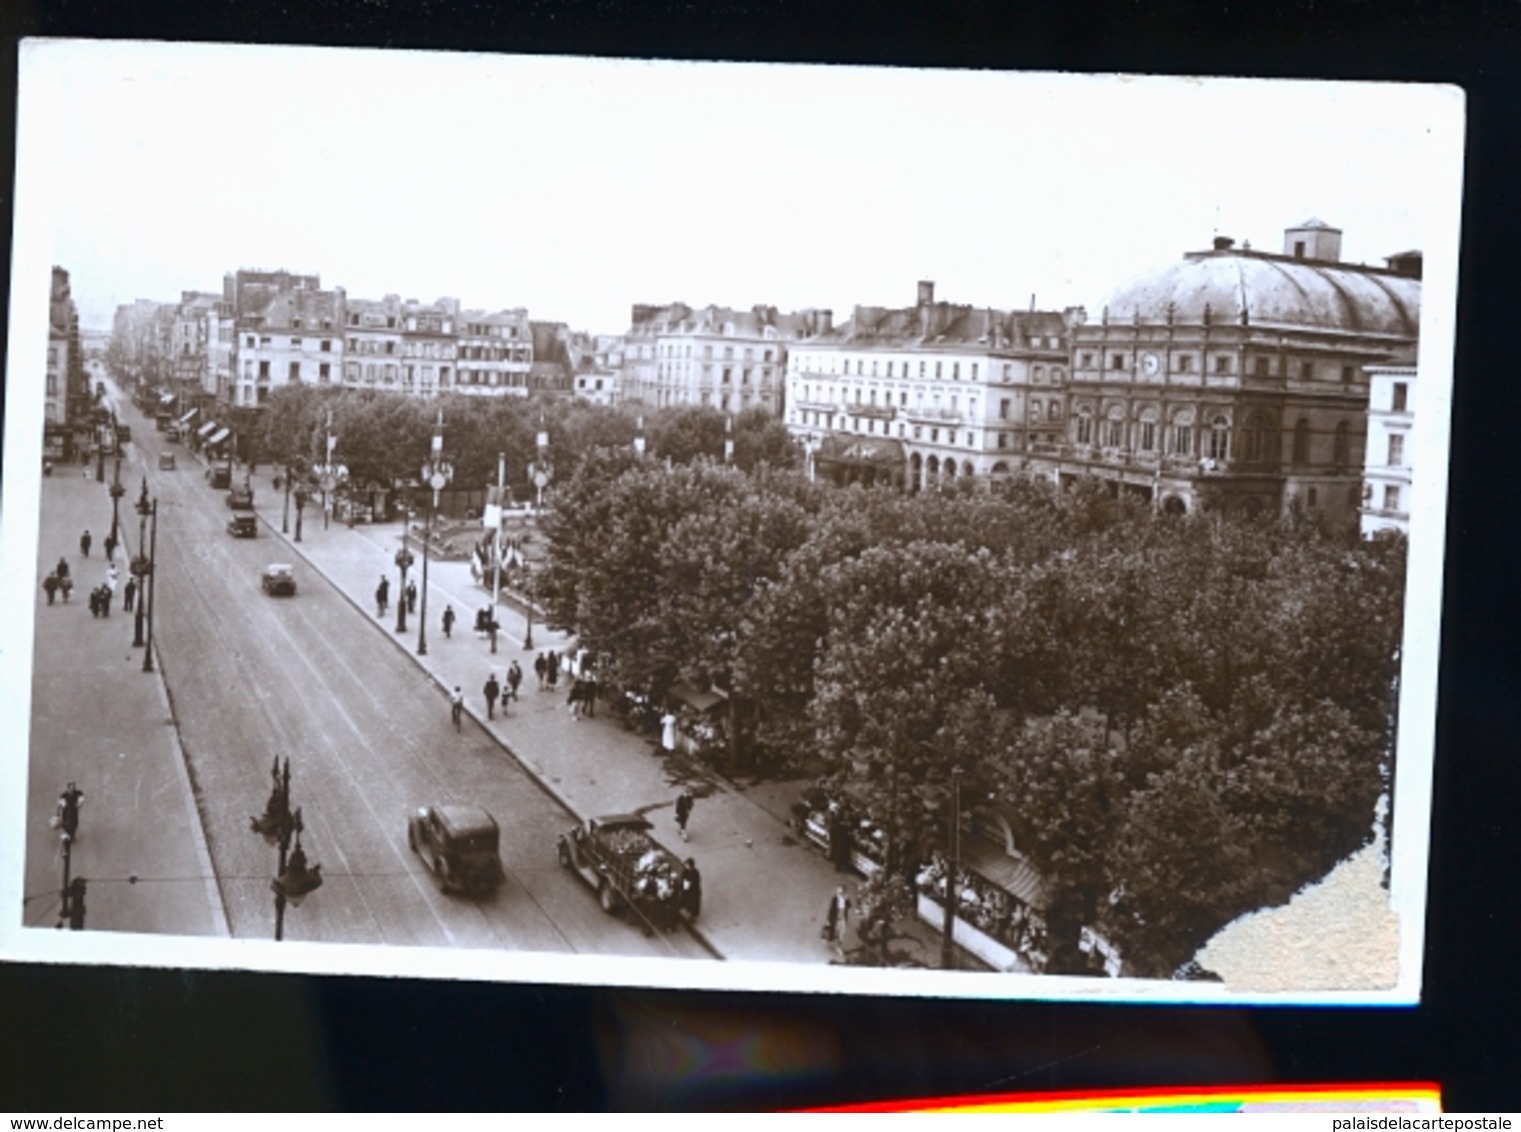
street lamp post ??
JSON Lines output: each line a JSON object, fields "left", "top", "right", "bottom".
{"left": 417, "top": 412, "right": 453, "bottom": 657}
{"left": 293, "top": 484, "right": 309, "bottom": 543}
{"left": 132, "top": 480, "right": 150, "bottom": 648}
{"left": 940, "top": 765, "right": 963, "bottom": 971}
{"left": 250, "top": 757, "right": 322, "bottom": 942}
{"left": 523, "top": 421, "right": 551, "bottom": 652}
{"left": 312, "top": 413, "right": 344, "bottom": 531}
{"left": 109, "top": 456, "right": 124, "bottom": 546}
{"left": 395, "top": 544, "right": 414, "bottom": 634}
{"left": 282, "top": 462, "right": 292, "bottom": 534}
{"left": 140, "top": 497, "right": 158, "bottom": 674}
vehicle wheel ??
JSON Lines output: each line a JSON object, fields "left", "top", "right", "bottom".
{"left": 598, "top": 878, "right": 618, "bottom": 914}
{"left": 557, "top": 839, "right": 571, "bottom": 868}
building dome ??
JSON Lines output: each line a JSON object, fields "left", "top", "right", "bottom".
{"left": 1098, "top": 251, "right": 1420, "bottom": 338}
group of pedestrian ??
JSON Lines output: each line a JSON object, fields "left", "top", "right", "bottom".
{"left": 534, "top": 650, "right": 561, "bottom": 692}
{"left": 86, "top": 561, "right": 121, "bottom": 618}
{"left": 42, "top": 555, "right": 74, "bottom": 605}
{"left": 566, "top": 675, "right": 596, "bottom": 719}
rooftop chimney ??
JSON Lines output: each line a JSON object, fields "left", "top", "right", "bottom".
{"left": 1213, "top": 236, "right": 1235, "bottom": 251}
{"left": 917, "top": 280, "right": 935, "bottom": 307}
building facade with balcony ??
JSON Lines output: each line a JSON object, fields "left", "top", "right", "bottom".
{"left": 785, "top": 281, "right": 1078, "bottom": 489}
{"left": 1041, "top": 221, "right": 1421, "bottom": 528}
{"left": 620, "top": 303, "right": 809, "bottom": 413}
{"left": 342, "top": 293, "right": 405, "bottom": 391}
{"left": 454, "top": 308, "right": 532, "bottom": 396}
{"left": 398, "top": 298, "right": 458, "bottom": 398}
{"left": 1360, "top": 346, "right": 1416, "bottom": 536}
{"left": 232, "top": 286, "right": 343, "bottom": 408}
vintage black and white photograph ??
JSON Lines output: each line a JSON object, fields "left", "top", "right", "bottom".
{"left": 0, "top": 42, "right": 1462, "bottom": 1002}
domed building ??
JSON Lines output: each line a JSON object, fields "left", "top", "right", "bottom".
{"left": 1036, "top": 220, "right": 1421, "bottom": 526}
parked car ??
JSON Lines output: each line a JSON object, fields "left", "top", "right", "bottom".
{"left": 260, "top": 563, "right": 296, "bottom": 596}
{"left": 116, "top": 424, "right": 132, "bottom": 445}
{"left": 407, "top": 804, "right": 503, "bottom": 895}
{"left": 157, "top": 453, "right": 176, "bottom": 470}
{"left": 227, "top": 513, "right": 258, "bottom": 538}
{"left": 227, "top": 485, "right": 254, "bottom": 509}
{"left": 557, "top": 813, "right": 683, "bottom": 932}
{"left": 165, "top": 424, "right": 183, "bottom": 443}
{"left": 208, "top": 465, "right": 232, "bottom": 489}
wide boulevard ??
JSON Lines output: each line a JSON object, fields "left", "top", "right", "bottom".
{"left": 28, "top": 375, "right": 708, "bottom": 962}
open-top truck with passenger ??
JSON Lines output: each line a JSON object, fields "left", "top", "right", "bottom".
{"left": 557, "top": 813, "right": 684, "bottom": 933}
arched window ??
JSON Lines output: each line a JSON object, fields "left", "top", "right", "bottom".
{"left": 1333, "top": 420, "right": 1351, "bottom": 467}
{"left": 1208, "top": 415, "right": 1231, "bottom": 461}
{"left": 1292, "top": 418, "right": 1311, "bottom": 463}
{"left": 1243, "top": 412, "right": 1274, "bottom": 463}
{"left": 1137, "top": 408, "right": 1159, "bottom": 452}
{"left": 1171, "top": 410, "right": 1195, "bottom": 456}
{"left": 1075, "top": 405, "right": 1094, "bottom": 446}
{"left": 1105, "top": 405, "right": 1126, "bottom": 449}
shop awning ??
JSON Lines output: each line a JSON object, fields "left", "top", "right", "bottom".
{"left": 959, "top": 835, "right": 1047, "bottom": 911}
{"left": 177, "top": 408, "right": 198, "bottom": 425}
{"left": 208, "top": 428, "right": 231, "bottom": 446}
{"left": 815, "top": 434, "right": 905, "bottom": 466}
{"left": 197, "top": 421, "right": 218, "bottom": 438}
{"left": 158, "top": 393, "right": 175, "bottom": 406}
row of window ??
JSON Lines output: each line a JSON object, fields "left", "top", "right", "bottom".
{"left": 659, "top": 342, "right": 777, "bottom": 362}
{"left": 1078, "top": 349, "right": 1362, "bottom": 384}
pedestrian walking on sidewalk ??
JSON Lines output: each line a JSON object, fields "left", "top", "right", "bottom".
{"left": 406, "top": 580, "right": 417, "bottom": 615}
{"left": 660, "top": 710, "right": 678, "bottom": 755}
{"left": 483, "top": 673, "right": 501, "bottom": 720}
{"left": 103, "top": 533, "right": 117, "bottom": 561}
{"left": 546, "top": 650, "right": 560, "bottom": 690}
{"left": 59, "top": 576, "right": 73, "bottom": 603}
{"left": 123, "top": 575, "right": 137, "bottom": 612}
{"left": 506, "top": 660, "right": 522, "bottom": 702}
{"left": 442, "top": 605, "right": 455, "bottom": 639}
{"left": 43, "top": 573, "right": 59, "bottom": 605}
{"left": 375, "top": 575, "right": 390, "bottom": 617}
{"left": 450, "top": 687, "right": 464, "bottom": 731}
{"left": 106, "top": 563, "right": 119, "bottom": 593}
{"left": 680, "top": 858, "right": 702, "bottom": 920}
{"left": 674, "top": 791, "right": 694, "bottom": 841}
{"left": 534, "top": 652, "right": 547, "bottom": 691}
{"left": 80, "top": 530, "right": 92, "bottom": 558}
{"left": 823, "top": 885, "right": 852, "bottom": 945}
{"left": 56, "top": 557, "right": 70, "bottom": 585}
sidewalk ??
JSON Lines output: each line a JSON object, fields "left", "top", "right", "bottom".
{"left": 238, "top": 460, "right": 966, "bottom": 967}
{"left": 25, "top": 431, "right": 226, "bottom": 937}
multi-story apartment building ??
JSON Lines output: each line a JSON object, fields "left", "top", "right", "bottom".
{"left": 342, "top": 293, "right": 405, "bottom": 390}
{"left": 169, "top": 291, "right": 222, "bottom": 409}
{"left": 46, "top": 266, "right": 78, "bottom": 430}
{"left": 620, "top": 303, "right": 809, "bottom": 413}
{"left": 1043, "top": 220, "right": 1421, "bottom": 528}
{"left": 232, "top": 285, "right": 343, "bottom": 409}
{"left": 1360, "top": 345, "right": 1417, "bottom": 536}
{"left": 397, "top": 298, "right": 458, "bottom": 397}
{"left": 784, "top": 281, "right": 1079, "bottom": 489}
{"left": 454, "top": 308, "right": 532, "bottom": 396}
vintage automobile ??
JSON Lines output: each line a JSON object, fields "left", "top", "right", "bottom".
{"left": 227, "top": 484, "right": 254, "bottom": 509}
{"left": 407, "top": 804, "right": 503, "bottom": 895}
{"left": 157, "top": 452, "right": 176, "bottom": 471}
{"left": 115, "top": 424, "right": 132, "bottom": 445}
{"left": 208, "top": 465, "right": 232, "bottom": 489}
{"left": 557, "top": 813, "right": 684, "bottom": 932}
{"left": 227, "top": 513, "right": 258, "bottom": 538}
{"left": 260, "top": 563, "right": 296, "bottom": 596}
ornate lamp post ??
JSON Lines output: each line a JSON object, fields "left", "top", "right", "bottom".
{"left": 249, "top": 757, "right": 322, "bottom": 942}
{"left": 311, "top": 412, "right": 346, "bottom": 531}
{"left": 523, "top": 419, "right": 551, "bottom": 652}
{"left": 132, "top": 479, "right": 150, "bottom": 648}
{"left": 140, "top": 495, "right": 158, "bottom": 674}
{"left": 281, "top": 460, "right": 292, "bottom": 534}
{"left": 417, "top": 412, "right": 453, "bottom": 657}
{"left": 108, "top": 456, "right": 125, "bottom": 546}
{"left": 394, "top": 543, "right": 414, "bottom": 634}
{"left": 293, "top": 483, "right": 310, "bottom": 543}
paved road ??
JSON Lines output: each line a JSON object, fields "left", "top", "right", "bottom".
{"left": 102, "top": 394, "right": 706, "bottom": 960}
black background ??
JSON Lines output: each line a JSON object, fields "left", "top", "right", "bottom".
{"left": 2, "top": 0, "right": 1519, "bottom": 1112}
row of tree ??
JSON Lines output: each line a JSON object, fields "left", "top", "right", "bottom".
{"left": 251, "top": 386, "right": 799, "bottom": 502}
{"left": 537, "top": 457, "right": 1406, "bottom": 977}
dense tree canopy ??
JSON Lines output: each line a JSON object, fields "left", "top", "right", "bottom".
{"left": 536, "top": 458, "right": 1407, "bottom": 977}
